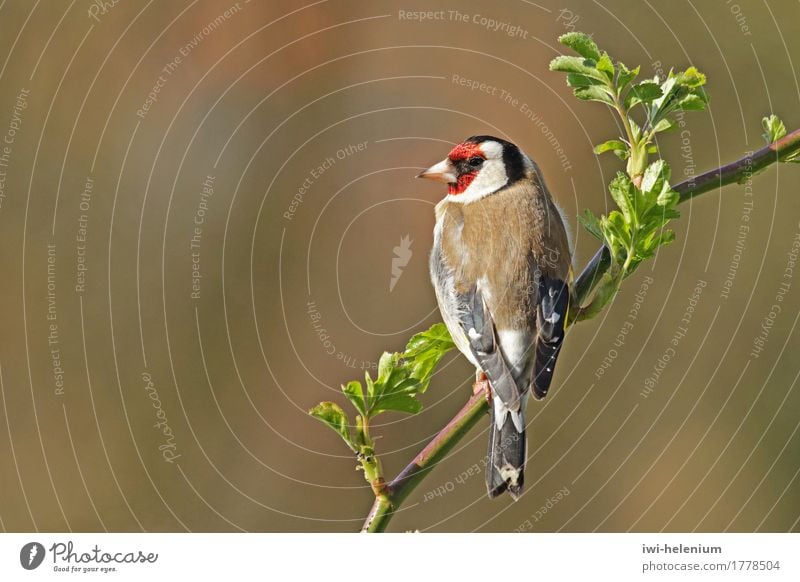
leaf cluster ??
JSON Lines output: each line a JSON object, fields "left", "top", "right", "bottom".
{"left": 309, "top": 323, "right": 455, "bottom": 453}
{"left": 550, "top": 32, "right": 709, "bottom": 302}
{"left": 581, "top": 160, "right": 679, "bottom": 277}
{"left": 551, "top": 32, "right": 708, "bottom": 176}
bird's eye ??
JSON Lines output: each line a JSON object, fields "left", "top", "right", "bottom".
{"left": 468, "top": 156, "right": 484, "bottom": 167}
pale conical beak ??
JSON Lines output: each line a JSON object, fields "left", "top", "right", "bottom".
{"left": 416, "top": 158, "right": 457, "bottom": 184}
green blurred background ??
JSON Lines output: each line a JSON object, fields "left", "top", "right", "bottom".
{"left": 0, "top": 0, "right": 798, "bottom": 532}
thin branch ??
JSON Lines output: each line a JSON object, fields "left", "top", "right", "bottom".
{"left": 361, "top": 129, "right": 800, "bottom": 533}
{"left": 362, "top": 389, "right": 489, "bottom": 532}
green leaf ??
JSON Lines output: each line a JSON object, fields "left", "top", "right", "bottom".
{"left": 629, "top": 118, "right": 642, "bottom": 142}
{"left": 342, "top": 381, "right": 366, "bottom": 417}
{"left": 652, "top": 118, "right": 677, "bottom": 133}
{"left": 656, "top": 189, "right": 679, "bottom": 208}
{"left": 594, "top": 139, "right": 628, "bottom": 155}
{"left": 370, "top": 394, "right": 423, "bottom": 415}
{"left": 605, "top": 211, "right": 631, "bottom": 249}
{"left": 558, "top": 31, "right": 601, "bottom": 60}
{"left": 641, "top": 159, "right": 670, "bottom": 195}
{"left": 574, "top": 84, "right": 614, "bottom": 105}
{"left": 625, "top": 81, "right": 662, "bottom": 109}
{"left": 763, "top": 114, "right": 787, "bottom": 144}
{"left": 401, "top": 323, "right": 455, "bottom": 391}
{"left": 566, "top": 73, "right": 605, "bottom": 88}
{"left": 609, "top": 172, "right": 636, "bottom": 222}
{"left": 580, "top": 209, "right": 604, "bottom": 241}
{"left": 647, "top": 67, "right": 708, "bottom": 125}
{"left": 309, "top": 402, "right": 356, "bottom": 452}
{"left": 549, "top": 55, "right": 606, "bottom": 82}
{"left": 376, "top": 351, "right": 398, "bottom": 385}
{"left": 402, "top": 322, "right": 454, "bottom": 357}
{"left": 596, "top": 52, "right": 615, "bottom": 81}
{"left": 614, "top": 149, "right": 630, "bottom": 161}
{"left": 351, "top": 323, "right": 456, "bottom": 419}
{"left": 677, "top": 92, "right": 708, "bottom": 111}
{"left": 364, "top": 371, "right": 376, "bottom": 410}
{"left": 652, "top": 229, "right": 676, "bottom": 247}
{"left": 680, "top": 66, "right": 706, "bottom": 88}
{"left": 616, "top": 62, "right": 639, "bottom": 93}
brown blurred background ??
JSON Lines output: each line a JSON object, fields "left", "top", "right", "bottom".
{"left": 0, "top": 0, "right": 798, "bottom": 532}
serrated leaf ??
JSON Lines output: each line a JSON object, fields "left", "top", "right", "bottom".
{"left": 625, "top": 81, "right": 663, "bottom": 109}
{"left": 641, "top": 159, "right": 670, "bottom": 195}
{"left": 403, "top": 322, "right": 454, "bottom": 358}
{"left": 309, "top": 402, "right": 356, "bottom": 452}
{"left": 609, "top": 172, "right": 636, "bottom": 222}
{"left": 613, "top": 149, "right": 630, "bottom": 160}
{"left": 629, "top": 118, "right": 642, "bottom": 142}
{"left": 558, "top": 31, "right": 601, "bottom": 60}
{"left": 652, "top": 118, "right": 677, "bottom": 133}
{"left": 376, "top": 351, "right": 397, "bottom": 384}
{"left": 646, "top": 67, "right": 708, "bottom": 125}
{"left": 680, "top": 66, "right": 706, "bottom": 88}
{"left": 656, "top": 188, "right": 679, "bottom": 208}
{"left": 342, "top": 381, "right": 366, "bottom": 417}
{"left": 402, "top": 327, "right": 454, "bottom": 392}
{"left": 370, "top": 393, "right": 423, "bottom": 415}
{"left": 653, "top": 229, "right": 676, "bottom": 247}
{"left": 574, "top": 84, "right": 614, "bottom": 104}
{"left": 364, "top": 372, "right": 376, "bottom": 409}
{"left": 580, "top": 209, "right": 604, "bottom": 241}
{"left": 596, "top": 52, "right": 615, "bottom": 81}
{"left": 604, "top": 211, "right": 631, "bottom": 250}
{"left": 594, "top": 139, "right": 628, "bottom": 155}
{"left": 566, "top": 72, "right": 605, "bottom": 88}
{"left": 677, "top": 91, "right": 707, "bottom": 111}
{"left": 616, "top": 62, "right": 639, "bottom": 92}
{"left": 549, "top": 55, "right": 606, "bottom": 82}
{"left": 762, "top": 114, "right": 787, "bottom": 144}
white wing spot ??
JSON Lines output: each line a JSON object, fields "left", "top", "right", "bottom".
{"left": 468, "top": 327, "right": 481, "bottom": 340}
{"left": 546, "top": 312, "right": 561, "bottom": 324}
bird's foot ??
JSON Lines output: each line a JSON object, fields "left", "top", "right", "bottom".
{"left": 473, "top": 371, "right": 491, "bottom": 405}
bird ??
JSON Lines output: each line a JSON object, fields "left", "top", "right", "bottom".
{"left": 418, "top": 136, "right": 572, "bottom": 499}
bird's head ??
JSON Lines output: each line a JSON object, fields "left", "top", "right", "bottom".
{"left": 417, "top": 136, "right": 530, "bottom": 202}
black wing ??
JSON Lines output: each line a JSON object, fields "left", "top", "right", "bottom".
{"left": 531, "top": 276, "right": 569, "bottom": 399}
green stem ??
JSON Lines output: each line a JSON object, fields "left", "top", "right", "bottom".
{"left": 361, "top": 494, "right": 393, "bottom": 533}
{"left": 357, "top": 415, "right": 386, "bottom": 497}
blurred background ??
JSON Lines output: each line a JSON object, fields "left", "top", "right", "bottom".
{"left": 0, "top": 0, "right": 798, "bottom": 533}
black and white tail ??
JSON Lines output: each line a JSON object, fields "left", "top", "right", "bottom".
{"left": 486, "top": 401, "right": 526, "bottom": 499}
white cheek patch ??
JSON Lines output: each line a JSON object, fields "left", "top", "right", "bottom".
{"left": 447, "top": 158, "right": 508, "bottom": 204}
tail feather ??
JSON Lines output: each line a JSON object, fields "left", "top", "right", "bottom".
{"left": 486, "top": 407, "right": 526, "bottom": 500}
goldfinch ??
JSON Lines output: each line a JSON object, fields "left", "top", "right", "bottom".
{"left": 419, "top": 136, "right": 572, "bottom": 499}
